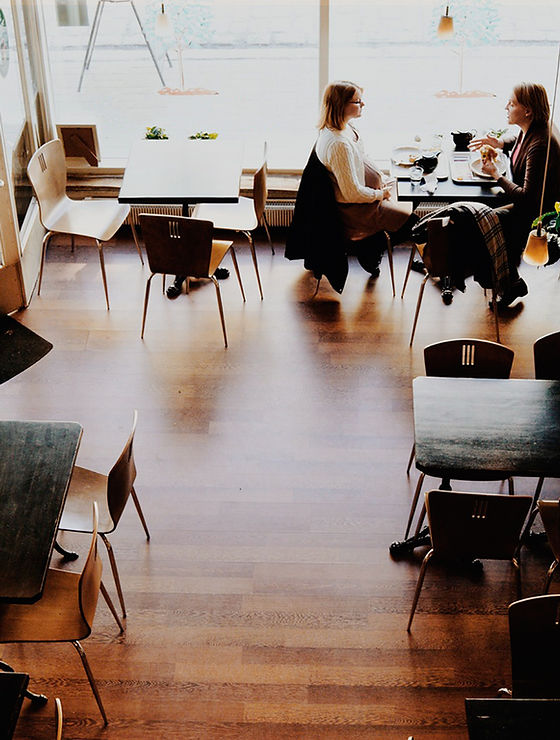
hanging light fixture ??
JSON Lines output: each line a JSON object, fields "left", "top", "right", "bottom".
{"left": 155, "top": 2, "right": 172, "bottom": 38}
{"left": 437, "top": 6, "right": 454, "bottom": 39}
{"left": 523, "top": 43, "right": 560, "bottom": 266}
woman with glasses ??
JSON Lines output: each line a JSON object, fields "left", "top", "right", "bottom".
{"left": 315, "top": 80, "right": 416, "bottom": 276}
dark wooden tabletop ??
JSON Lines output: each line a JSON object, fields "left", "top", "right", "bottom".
{"left": 0, "top": 672, "right": 29, "bottom": 740}
{"left": 397, "top": 177, "right": 507, "bottom": 209}
{"left": 413, "top": 377, "right": 560, "bottom": 480}
{"left": 118, "top": 139, "right": 243, "bottom": 207}
{"left": 0, "top": 420, "right": 82, "bottom": 603}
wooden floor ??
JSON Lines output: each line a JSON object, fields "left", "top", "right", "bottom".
{"left": 5, "top": 228, "right": 560, "bottom": 739}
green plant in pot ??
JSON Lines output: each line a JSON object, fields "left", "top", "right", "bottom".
{"left": 530, "top": 201, "right": 560, "bottom": 266}
{"left": 145, "top": 126, "right": 169, "bottom": 140}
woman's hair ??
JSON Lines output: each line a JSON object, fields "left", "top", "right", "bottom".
{"left": 513, "top": 82, "right": 550, "bottom": 125}
{"left": 318, "top": 80, "right": 363, "bottom": 131}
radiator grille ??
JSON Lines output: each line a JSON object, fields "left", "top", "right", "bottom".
{"left": 127, "top": 205, "right": 184, "bottom": 226}
{"left": 414, "top": 201, "right": 450, "bottom": 218}
{"left": 127, "top": 201, "right": 296, "bottom": 228}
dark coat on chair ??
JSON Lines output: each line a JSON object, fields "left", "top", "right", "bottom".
{"left": 285, "top": 148, "right": 348, "bottom": 294}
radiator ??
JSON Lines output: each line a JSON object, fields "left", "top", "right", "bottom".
{"left": 127, "top": 201, "right": 296, "bottom": 228}
{"left": 414, "top": 201, "right": 450, "bottom": 218}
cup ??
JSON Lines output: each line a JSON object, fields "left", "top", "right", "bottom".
{"left": 410, "top": 165, "right": 423, "bottom": 185}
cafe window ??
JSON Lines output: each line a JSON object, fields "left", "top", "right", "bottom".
{"left": 40, "top": 0, "right": 319, "bottom": 169}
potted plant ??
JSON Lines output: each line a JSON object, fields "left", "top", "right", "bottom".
{"left": 531, "top": 202, "right": 560, "bottom": 265}
{"left": 145, "top": 126, "right": 169, "bottom": 140}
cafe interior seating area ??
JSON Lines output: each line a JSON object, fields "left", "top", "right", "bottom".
{"left": 4, "top": 2, "right": 560, "bottom": 738}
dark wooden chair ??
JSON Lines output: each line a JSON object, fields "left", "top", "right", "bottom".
{"left": 0, "top": 672, "right": 29, "bottom": 740}
{"left": 139, "top": 214, "right": 245, "bottom": 347}
{"left": 537, "top": 499, "right": 560, "bottom": 592}
{"left": 465, "top": 697, "right": 560, "bottom": 739}
{"left": 407, "top": 489, "right": 532, "bottom": 631}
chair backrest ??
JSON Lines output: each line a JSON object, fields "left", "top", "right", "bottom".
{"left": 424, "top": 338, "right": 514, "bottom": 379}
{"left": 139, "top": 214, "right": 214, "bottom": 278}
{"left": 27, "top": 139, "right": 68, "bottom": 227}
{"left": 534, "top": 331, "right": 560, "bottom": 380}
{"left": 426, "top": 490, "right": 532, "bottom": 561}
{"left": 509, "top": 594, "right": 560, "bottom": 698}
{"left": 538, "top": 499, "right": 560, "bottom": 562}
{"left": 106, "top": 409, "right": 138, "bottom": 526}
{"left": 78, "top": 502, "right": 102, "bottom": 633}
{"left": 422, "top": 217, "right": 452, "bottom": 278}
{"left": 252, "top": 142, "right": 268, "bottom": 221}
{"left": 465, "top": 697, "right": 560, "bottom": 739}
{"left": 55, "top": 697, "right": 63, "bottom": 740}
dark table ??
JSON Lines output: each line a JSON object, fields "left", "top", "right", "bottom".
{"left": 118, "top": 139, "right": 244, "bottom": 215}
{"left": 0, "top": 420, "right": 82, "bottom": 604}
{"left": 0, "top": 672, "right": 29, "bottom": 740}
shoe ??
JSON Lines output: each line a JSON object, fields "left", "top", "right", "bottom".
{"left": 368, "top": 267, "right": 380, "bottom": 279}
{"left": 410, "top": 259, "right": 426, "bottom": 274}
{"left": 214, "top": 267, "right": 230, "bottom": 280}
{"left": 490, "top": 278, "right": 528, "bottom": 310}
{"left": 166, "top": 283, "right": 182, "bottom": 299}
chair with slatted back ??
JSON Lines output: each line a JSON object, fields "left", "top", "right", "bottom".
{"left": 139, "top": 214, "right": 245, "bottom": 347}
{"left": 404, "top": 217, "right": 500, "bottom": 346}
{"left": 407, "top": 489, "right": 532, "bottom": 631}
{"left": 508, "top": 594, "right": 560, "bottom": 698}
{"left": 403, "top": 338, "right": 515, "bottom": 541}
{"left": 59, "top": 410, "right": 149, "bottom": 619}
{"left": 0, "top": 503, "right": 123, "bottom": 725}
{"left": 27, "top": 139, "right": 143, "bottom": 310}
{"left": 192, "top": 142, "right": 273, "bottom": 299}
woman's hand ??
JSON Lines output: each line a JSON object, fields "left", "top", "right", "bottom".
{"left": 469, "top": 134, "right": 504, "bottom": 151}
{"left": 382, "top": 184, "right": 392, "bottom": 200}
{"left": 481, "top": 160, "right": 499, "bottom": 178}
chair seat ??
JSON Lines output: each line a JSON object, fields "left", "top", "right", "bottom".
{"left": 44, "top": 197, "right": 130, "bottom": 242}
{"left": 60, "top": 466, "right": 115, "bottom": 534}
{"left": 193, "top": 198, "right": 258, "bottom": 233}
{"left": 0, "top": 569, "right": 88, "bottom": 643}
{"left": 208, "top": 239, "right": 234, "bottom": 276}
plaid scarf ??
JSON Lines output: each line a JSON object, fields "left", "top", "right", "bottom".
{"left": 414, "top": 201, "right": 510, "bottom": 296}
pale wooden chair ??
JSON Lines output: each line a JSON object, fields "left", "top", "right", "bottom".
{"left": 407, "top": 489, "right": 532, "bottom": 631}
{"left": 0, "top": 503, "right": 123, "bottom": 725}
{"left": 27, "top": 139, "right": 143, "bottom": 310}
{"left": 59, "top": 410, "right": 149, "bottom": 619}
{"left": 192, "top": 142, "right": 273, "bottom": 300}
{"left": 404, "top": 338, "right": 515, "bottom": 540}
{"left": 139, "top": 214, "right": 245, "bottom": 348}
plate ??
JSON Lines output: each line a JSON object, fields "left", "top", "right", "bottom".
{"left": 469, "top": 152, "right": 507, "bottom": 179}
{"left": 391, "top": 145, "right": 421, "bottom": 167}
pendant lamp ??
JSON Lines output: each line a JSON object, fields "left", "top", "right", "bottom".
{"left": 437, "top": 6, "right": 454, "bottom": 39}
{"left": 523, "top": 44, "right": 560, "bottom": 266}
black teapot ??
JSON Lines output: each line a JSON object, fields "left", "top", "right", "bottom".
{"left": 413, "top": 151, "right": 439, "bottom": 175}
{"left": 451, "top": 130, "right": 476, "bottom": 151}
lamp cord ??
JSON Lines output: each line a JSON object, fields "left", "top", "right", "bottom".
{"left": 538, "top": 43, "right": 560, "bottom": 225}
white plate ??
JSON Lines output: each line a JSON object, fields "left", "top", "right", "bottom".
{"left": 391, "top": 145, "right": 421, "bottom": 167}
{"left": 469, "top": 151, "right": 507, "bottom": 178}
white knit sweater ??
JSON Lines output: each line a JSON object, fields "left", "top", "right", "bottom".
{"left": 315, "top": 125, "right": 385, "bottom": 204}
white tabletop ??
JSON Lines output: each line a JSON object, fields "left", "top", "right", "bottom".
{"left": 118, "top": 139, "right": 243, "bottom": 206}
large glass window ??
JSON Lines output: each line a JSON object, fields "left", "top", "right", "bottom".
{"left": 42, "top": 0, "right": 319, "bottom": 169}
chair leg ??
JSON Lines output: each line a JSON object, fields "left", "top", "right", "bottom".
{"left": 414, "top": 501, "right": 427, "bottom": 538}
{"left": 130, "top": 485, "right": 150, "bottom": 540}
{"left": 405, "top": 472, "right": 425, "bottom": 539}
{"left": 384, "top": 232, "right": 395, "bottom": 298}
{"left": 141, "top": 274, "right": 155, "bottom": 339}
{"left": 508, "top": 477, "right": 514, "bottom": 495}
{"left": 261, "top": 213, "right": 274, "bottom": 255}
{"left": 544, "top": 560, "right": 559, "bottom": 593}
{"left": 409, "top": 275, "right": 429, "bottom": 347}
{"left": 406, "top": 443, "right": 416, "bottom": 476}
{"left": 95, "top": 239, "right": 110, "bottom": 310}
{"left": 490, "top": 289, "right": 501, "bottom": 343}
{"left": 71, "top": 640, "right": 108, "bottom": 725}
{"left": 100, "top": 580, "right": 125, "bottom": 633}
{"left": 407, "top": 549, "right": 434, "bottom": 631}
{"left": 401, "top": 243, "right": 417, "bottom": 299}
{"left": 99, "top": 533, "right": 126, "bottom": 619}
{"left": 130, "top": 221, "right": 144, "bottom": 265}
{"left": 38, "top": 231, "right": 54, "bottom": 295}
{"left": 211, "top": 276, "right": 228, "bottom": 348}
{"left": 313, "top": 277, "right": 321, "bottom": 298}
{"left": 519, "top": 477, "right": 545, "bottom": 543}
{"left": 229, "top": 247, "right": 246, "bottom": 302}
{"left": 244, "top": 231, "right": 264, "bottom": 300}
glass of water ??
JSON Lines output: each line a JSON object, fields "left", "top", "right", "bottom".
{"left": 409, "top": 165, "right": 423, "bottom": 185}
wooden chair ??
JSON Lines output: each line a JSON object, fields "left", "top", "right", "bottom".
{"left": 403, "top": 217, "right": 500, "bottom": 346}
{"left": 407, "top": 489, "right": 532, "bottom": 630}
{"left": 537, "top": 499, "right": 560, "bottom": 592}
{"left": 0, "top": 672, "right": 29, "bottom": 740}
{"left": 0, "top": 503, "right": 123, "bottom": 725}
{"left": 192, "top": 142, "right": 273, "bottom": 299}
{"left": 508, "top": 594, "right": 560, "bottom": 698}
{"left": 139, "top": 214, "right": 245, "bottom": 347}
{"left": 59, "top": 410, "right": 149, "bottom": 619}
{"left": 465, "top": 697, "right": 560, "bottom": 739}
{"left": 534, "top": 330, "right": 560, "bottom": 381}
{"left": 55, "top": 697, "right": 63, "bottom": 740}
{"left": 27, "top": 139, "right": 143, "bottom": 310}
{"left": 404, "top": 338, "right": 515, "bottom": 540}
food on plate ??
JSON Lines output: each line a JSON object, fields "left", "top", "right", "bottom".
{"left": 480, "top": 144, "right": 498, "bottom": 164}
{"left": 408, "top": 153, "right": 418, "bottom": 163}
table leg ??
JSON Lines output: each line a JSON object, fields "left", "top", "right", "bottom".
{"left": 0, "top": 661, "right": 48, "bottom": 705}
